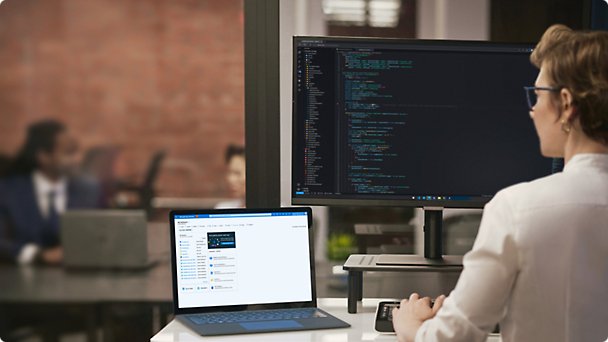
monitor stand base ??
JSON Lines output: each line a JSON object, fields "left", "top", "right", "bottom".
{"left": 376, "top": 254, "right": 462, "bottom": 267}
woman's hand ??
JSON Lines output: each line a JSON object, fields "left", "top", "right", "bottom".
{"left": 392, "top": 293, "right": 446, "bottom": 342}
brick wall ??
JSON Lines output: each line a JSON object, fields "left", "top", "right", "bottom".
{"left": 0, "top": 0, "right": 245, "bottom": 198}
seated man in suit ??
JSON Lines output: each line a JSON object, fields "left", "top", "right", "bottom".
{"left": 0, "top": 120, "right": 101, "bottom": 265}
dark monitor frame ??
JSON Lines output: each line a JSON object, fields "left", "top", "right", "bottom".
{"left": 291, "top": 36, "right": 539, "bottom": 210}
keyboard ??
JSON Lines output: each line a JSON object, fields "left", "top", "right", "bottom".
{"left": 187, "top": 308, "right": 323, "bottom": 325}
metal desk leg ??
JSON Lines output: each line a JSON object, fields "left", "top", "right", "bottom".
{"left": 102, "top": 305, "right": 114, "bottom": 342}
{"left": 160, "top": 303, "right": 172, "bottom": 326}
{"left": 348, "top": 270, "right": 363, "bottom": 313}
{"left": 85, "top": 305, "right": 99, "bottom": 342}
{"left": 356, "top": 271, "right": 363, "bottom": 301}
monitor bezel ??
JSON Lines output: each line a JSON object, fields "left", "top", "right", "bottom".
{"left": 169, "top": 207, "right": 316, "bottom": 315}
{"left": 291, "top": 36, "right": 539, "bottom": 209}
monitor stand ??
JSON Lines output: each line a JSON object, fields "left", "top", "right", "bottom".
{"left": 374, "top": 207, "right": 463, "bottom": 267}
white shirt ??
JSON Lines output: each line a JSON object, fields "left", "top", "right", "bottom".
{"left": 416, "top": 153, "right": 608, "bottom": 342}
{"left": 32, "top": 171, "right": 68, "bottom": 218}
{"left": 17, "top": 172, "right": 68, "bottom": 264}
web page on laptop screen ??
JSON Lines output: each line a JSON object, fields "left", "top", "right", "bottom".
{"left": 174, "top": 211, "right": 313, "bottom": 309}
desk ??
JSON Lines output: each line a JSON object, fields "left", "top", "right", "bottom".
{"left": 151, "top": 197, "right": 233, "bottom": 210}
{"left": 0, "top": 260, "right": 172, "bottom": 304}
{"left": 0, "top": 262, "right": 173, "bottom": 341}
{"left": 151, "top": 298, "right": 500, "bottom": 342}
{"left": 0, "top": 223, "right": 173, "bottom": 341}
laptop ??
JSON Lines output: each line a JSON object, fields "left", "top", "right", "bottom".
{"left": 169, "top": 207, "right": 350, "bottom": 336}
{"left": 61, "top": 210, "right": 160, "bottom": 269}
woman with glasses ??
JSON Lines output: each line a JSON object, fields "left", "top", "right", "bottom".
{"left": 391, "top": 24, "right": 608, "bottom": 342}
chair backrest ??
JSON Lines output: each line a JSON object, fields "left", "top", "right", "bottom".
{"left": 142, "top": 150, "right": 166, "bottom": 189}
{"left": 140, "top": 150, "right": 167, "bottom": 216}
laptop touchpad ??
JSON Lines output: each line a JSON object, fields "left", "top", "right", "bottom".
{"left": 240, "top": 320, "right": 302, "bottom": 331}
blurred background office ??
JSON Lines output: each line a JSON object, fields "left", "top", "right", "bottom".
{"left": 0, "top": 0, "right": 246, "bottom": 216}
{"left": 0, "top": 0, "right": 600, "bottom": 341}
{"left": 0, "top": 0, "right": 245, "bottom": 341}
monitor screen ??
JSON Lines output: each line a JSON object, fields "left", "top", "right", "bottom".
{"left": 292, "top": 37, "right": 553, "bottom": 208}
{"left": 172, "top": 210, "right": 313, "bottom": 309}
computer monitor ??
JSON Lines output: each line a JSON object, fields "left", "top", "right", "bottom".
{"left": 291, "top": 37, "right": 553, "bottom": 261}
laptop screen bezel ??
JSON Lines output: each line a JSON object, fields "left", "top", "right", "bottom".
{"left": 169, "top": 207, "right": 317, "bottom": 315}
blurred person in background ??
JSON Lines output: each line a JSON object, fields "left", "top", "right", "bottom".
{"left": 0, "top": 119, "right": 101, "bottom": 265}
{"left": 0, "top": 154, "right": 11, "bottom": 178}
{"left": 215, "top": 144, "right": 246, "bottom": 209}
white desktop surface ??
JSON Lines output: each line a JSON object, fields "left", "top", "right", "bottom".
{"left": 151, "top": 298, "right": 501, "bottom": 342}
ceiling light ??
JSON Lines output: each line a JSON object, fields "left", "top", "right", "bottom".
{"left": 323, "top": 0, "right": 401, "bottom": 28}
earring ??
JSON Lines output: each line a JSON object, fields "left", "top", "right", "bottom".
{"left": 560, "top": 119, "right": 571, "bottom": 133}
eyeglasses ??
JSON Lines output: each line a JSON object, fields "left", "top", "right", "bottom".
{"left": 523, "top": 86, "right": 561, "bottom": 111}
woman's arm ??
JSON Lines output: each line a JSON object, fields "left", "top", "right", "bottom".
{"left": 393, "top": 190, "right": 520, "bottom": 341}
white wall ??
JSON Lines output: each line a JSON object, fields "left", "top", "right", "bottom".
{"left": 417, "top": 0, "right": 489, "bottom": 40}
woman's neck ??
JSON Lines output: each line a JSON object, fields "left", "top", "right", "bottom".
{"left": 564, "top": 128, "right": 608, "bottom": 164}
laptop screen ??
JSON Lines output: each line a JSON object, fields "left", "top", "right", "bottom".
{"left": 172, "top": 209, "right": 313, "bottom": 309}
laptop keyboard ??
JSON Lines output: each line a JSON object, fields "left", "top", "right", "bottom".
{"left": 187, "top": 308, "right": 323, "bottom": 325}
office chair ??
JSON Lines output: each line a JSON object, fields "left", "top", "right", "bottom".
{"left": 116, "top": 150, "right": 166, "bottom": 217}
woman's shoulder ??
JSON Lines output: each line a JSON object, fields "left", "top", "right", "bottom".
{"left": 492, "top": 172, "right": 566, "bottom": 210}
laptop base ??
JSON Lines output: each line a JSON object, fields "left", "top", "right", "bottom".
{"left": 177, "top": 308, "right": 349, "bottom": 336}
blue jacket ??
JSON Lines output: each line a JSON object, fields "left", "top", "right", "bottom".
{"left": 0, "top": 174, "right": 101, "bottom": 261}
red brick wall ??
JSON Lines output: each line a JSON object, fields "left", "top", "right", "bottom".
{"left": 0, "top": 0, "right": 245, "bottom": 197}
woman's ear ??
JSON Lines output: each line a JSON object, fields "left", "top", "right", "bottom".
{"left": 559, "top": 88, "right": 576, "bottom": 121}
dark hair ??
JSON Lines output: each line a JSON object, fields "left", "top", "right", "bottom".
{"left": 9, "top": 120, "right": 66, "bottom": 175}
{"left": 531, "top": 24, "right": 608, "bottom": 144}
{"left": 225, "top": 144, "right": 245, "bottom": 164}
